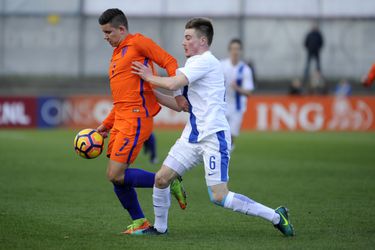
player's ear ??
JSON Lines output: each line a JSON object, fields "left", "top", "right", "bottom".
{"left": 118, "top": 25, "right": 127, "bottom": 34}
{"left": 200, "top": 36, "right": 207, "bottom": 46}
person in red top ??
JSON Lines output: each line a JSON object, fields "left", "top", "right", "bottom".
{"left": 362, "top": 63, "right": 375, "bottom": 87}
{"left": 96, "top": 8, "right": 188, "bottom": 235}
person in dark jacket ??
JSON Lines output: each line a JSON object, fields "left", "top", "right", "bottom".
{"left": 303, "top": 24, "right": 324, "bottom": 83}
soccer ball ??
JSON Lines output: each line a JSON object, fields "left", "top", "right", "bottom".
{"left": 74, "top": 128, "right": 104, "bottom": 159}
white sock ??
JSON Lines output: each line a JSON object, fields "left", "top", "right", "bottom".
{"left": 224, "top": 191, "right": 280, "bottom": 225}
{"left": 153, "top": 186, "right": 170, "bottom": 233}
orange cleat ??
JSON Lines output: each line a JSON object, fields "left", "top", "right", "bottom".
{"left": 122, "top": 218, "right": 151, "bottom": 235}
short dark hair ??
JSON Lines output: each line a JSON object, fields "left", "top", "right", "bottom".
{"left": 98, "top": 8, "right": 128, "bottom": 30}
{"left": 228, "top": 38, "right": 242, "bottom": 49}
{"left": 185, "top": 17, "right": 214, "bottom": 46}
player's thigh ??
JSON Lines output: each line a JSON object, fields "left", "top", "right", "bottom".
{"left": 124, "top": 117, "right": 153, "bottom": 164}
{"left": 106, "top": 128, "right": 119, "bottom": 158}
{"left": 163, "top": 138, "right": 202, "bottom": 177}
{"left": 110, "top": 117, "right": 153, "bottom": 164}
{"left": 202, "top": 130, "right": 231, "bottom": 186}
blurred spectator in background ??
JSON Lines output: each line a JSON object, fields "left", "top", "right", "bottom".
{"left": 222, "top": 38, "right": 254, "bottom": 146}
{"left": 143, "top": 133, "right": 158, "bottom": 164}
{"left": 303, "top": 23, "right": 324, "bottom": 83}
{"left": 309, "top": 70, "right": 327, "bottom": 95}
{"left": 334, "top": 79, "right": 352, "bottom": 96}
{"left": 362, "top": 63, "right": 375, "bottom": 87}
{"left": 289, "top": 78, "right": 303, "bottom": 95}
{"left": 328, "top": 79, "right": 353, "bottom": 130}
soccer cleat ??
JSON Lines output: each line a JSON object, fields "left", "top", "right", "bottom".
{"left": 122, "top": 218, "right": 151, "bottom": 235}
{"left": 170, "top": 177, "right": 187, "bottom": 210}
{"left": 139, "top": 226, "right": 167, "bottom": 235}
{"left": 274, "top": 206, "right": 295, "bottom": 237}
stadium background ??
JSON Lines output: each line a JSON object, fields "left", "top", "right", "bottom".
{"left": 0, "top": 0, "right": 375, "bottom": 131}
{"left": 1, "top": 1, "right": 375, "bottom": 249}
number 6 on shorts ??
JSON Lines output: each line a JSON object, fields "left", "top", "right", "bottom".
{"left": 209, "top": 156, "right": 216, "bottom": 170}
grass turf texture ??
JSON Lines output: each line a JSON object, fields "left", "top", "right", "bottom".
{"left": 0, "top": 130, "right": 374, "bottom": 249}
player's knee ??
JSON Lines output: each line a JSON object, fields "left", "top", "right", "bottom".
{"left": 106, "top": 170, "right": 123, "bottom": 185}
{"left": 155, "top": 171, "right": 171, "bottom": 188}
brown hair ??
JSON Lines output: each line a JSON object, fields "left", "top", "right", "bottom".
{"left": 185, "top": 17, "right": 214, "bottom": 46}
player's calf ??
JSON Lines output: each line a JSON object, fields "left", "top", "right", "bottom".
{"left": 208, "top": 183, "right": 286, "bottom": 231}
{"left": 152, "top": 165, "right": 185, "bottom": 233}
{"left": 208, "top": 185, "right": 229, "bottom": 206}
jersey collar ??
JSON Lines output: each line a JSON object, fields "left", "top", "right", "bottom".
{"left": 114, "top": 33, "right": 134, "bottom": 54}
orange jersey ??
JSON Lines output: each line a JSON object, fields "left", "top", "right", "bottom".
{"left": 364, "top": 63, "right": 375, "bottom": 87}
{"left": 103, "top": 33, "right": 178, "bottom": 128}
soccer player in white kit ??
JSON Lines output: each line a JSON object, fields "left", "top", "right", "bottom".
{"left": 132, "top": 17, "right": 295, "bottom": 237}
{"left": 222, "top": 39, "right": 254, "bottom": 146}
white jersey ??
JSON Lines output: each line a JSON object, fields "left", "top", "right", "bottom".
{"left": 178, "top": 51, "right": 230, "bottom": 143}
{"left": 221, "top": 59, "right": 254, "bottom": 113}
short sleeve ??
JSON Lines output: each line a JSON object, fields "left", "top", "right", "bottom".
{"left": 242, "top": 66, "right": 255, "bottom": 91}
{"left": 178, "top": 55, "right": 210, "bottom": 84}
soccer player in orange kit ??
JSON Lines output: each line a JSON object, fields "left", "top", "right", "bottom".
{"left": 96, "top": 8, "right": 188, "bottom": 235}
{"left": 362, "top": 63, "right": 375, "bottom": 87}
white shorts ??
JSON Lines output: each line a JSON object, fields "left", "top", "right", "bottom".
{"left": 226, "top": 111, "right": 244, "bottom": 137}
{"left": 163, "top": 130, "right": 231, "bottom": 186}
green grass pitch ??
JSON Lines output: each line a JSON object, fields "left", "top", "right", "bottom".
{"left": 0, "top": 130, "right": 374, "bottom": 249}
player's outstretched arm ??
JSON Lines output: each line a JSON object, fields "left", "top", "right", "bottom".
{"left": 132, "top": 61, "right": 188, "bottom": 91}
{"left": 152, "top": 89, "right": 183, "bottom": 112}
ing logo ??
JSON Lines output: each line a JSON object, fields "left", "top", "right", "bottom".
{"left": 328, "top": 97, "right": 373, "bottom": 130}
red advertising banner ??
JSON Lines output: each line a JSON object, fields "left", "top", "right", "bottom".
{"left": 242, "top": 96, "right": 375, "bottom": 131}
{"left": 0, "top": 97, "right": 37, "bottom": 128}
{"left": 1, "top": 95, "right": 374, "bottom": 131}
{"left": 36, "top": 95, "right": 188, "bottom": 129}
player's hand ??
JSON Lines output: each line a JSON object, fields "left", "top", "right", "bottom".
{"left": 231, "top": 82, "right": 240, "bottom": 91}
{"left": 96, "top": 124, "right": 109, "bottom": 139}
{"left": 131, "top": 61, "right": 153, "bottom": 81}
{"left": 175, "top": 95, "right": 190, "bottom": 112}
